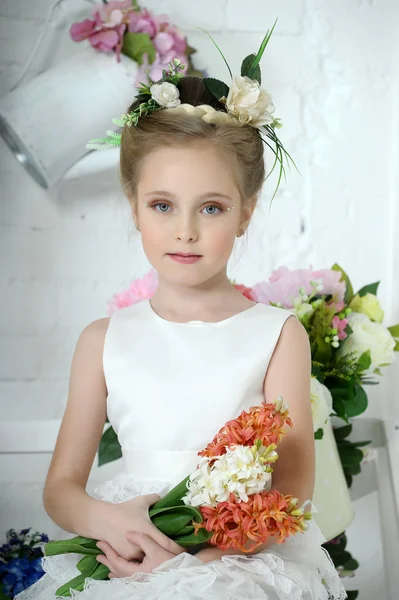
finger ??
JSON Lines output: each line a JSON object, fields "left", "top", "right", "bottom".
{"left": 126, "top": 532, "right": 160, "bottom": 557}
{"left": 137, "top": 525, "right": 184, "bottom": 555}
{"left": 108, "top": 572, "right": 116, "bottom": 579}
{"left": 96, "top": 542, "right": 132, "bottom": 575}
{"left": 142, "top": 493, "right": 161, "bottom": 507}
{"left": 96, "top": 554, "right": 112, "bottom": 572}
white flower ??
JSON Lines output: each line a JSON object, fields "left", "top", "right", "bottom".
{"left": 337, "top": 312, "right": 396, "bottom": 373}
{"left": 310, "top": 377, "right": 333, "bottom": 432}
{"left": 150, "top": 82, "right": 181, "bottom": 108}
{"left": 225, "top": 75, "right": 275, "bottom": 127}
{"left": 182, "top": 445, "right": 272, "bottom": 507}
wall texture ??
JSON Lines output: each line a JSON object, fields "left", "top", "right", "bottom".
{"left": 0, "top": 1, "right": 398, "bottom": 596}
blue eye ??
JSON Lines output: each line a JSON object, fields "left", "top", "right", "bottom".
{"left": 150, "top": 203, "right": 223, "bottom": 215}
{"left": 203, "top": 205, "right": 222, "bottom": 215}
{"left": 153, "top": 203, "right": 170, "bottom": 213}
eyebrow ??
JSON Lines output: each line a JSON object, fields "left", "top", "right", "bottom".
{"left": 143, "top": 191, "right": 233, "bottom": 202}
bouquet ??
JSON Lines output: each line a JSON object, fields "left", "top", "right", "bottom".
{"left": 0, "top": 528, "right": 48, "bottom": 598}
{"left": 45, "top": 398, "right": 311, "bottom": 597}
{"left": 69, "top": 1, "right": 203, "bottom": 83}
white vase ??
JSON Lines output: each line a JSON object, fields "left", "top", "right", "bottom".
{"left": 313, "top": 419, "right": 355, "bottom": 541}
{"left": 0, "top": 47, "right": 137, "bottom": 188}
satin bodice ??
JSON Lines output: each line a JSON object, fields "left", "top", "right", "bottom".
{"left": 103, "top": 299, "right": 295, "bottom": 482}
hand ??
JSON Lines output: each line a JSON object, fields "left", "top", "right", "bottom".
{"left": 100, "top": 493, "right": 181, "bottom": 561}
{"left": 96, "top": 531, "right": 185, "bottom": 578}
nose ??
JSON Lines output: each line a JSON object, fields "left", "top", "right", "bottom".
{"left": 175, "top": 215, "right": 199, "bottom": 243}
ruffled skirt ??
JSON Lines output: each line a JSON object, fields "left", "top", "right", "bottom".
{"left": 15, "top": 473, "right": 348, "bottom": 600}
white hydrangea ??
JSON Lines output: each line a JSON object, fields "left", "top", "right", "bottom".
{"left": 182, "top": 445, "right": 272, "bottom": 507}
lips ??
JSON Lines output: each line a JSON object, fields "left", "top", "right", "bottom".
{"left": 168, "top": 253, "right": 202, "bottom": 257}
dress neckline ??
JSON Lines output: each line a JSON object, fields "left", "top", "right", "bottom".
{"left": 146, "top": 299, "right": 261, "bottom": 327}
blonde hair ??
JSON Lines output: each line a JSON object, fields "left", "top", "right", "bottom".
{"left": 119, "top": 76, "right": 265, "bottom": 212}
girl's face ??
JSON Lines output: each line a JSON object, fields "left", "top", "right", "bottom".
{"left": 133, "top": 141, "right": 249, "bottom": 287}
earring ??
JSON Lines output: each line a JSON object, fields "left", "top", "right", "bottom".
{"left": 237, "top": 229, "right": 245, "bottom": 237}
{"left": 135, "top": 224, "right": 140, "bottom": 232}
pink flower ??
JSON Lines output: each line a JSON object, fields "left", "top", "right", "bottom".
{"left": 252, "top": 266, "right": 346, "bottom": 308}
{"left": 332, "top": 315, "right": 349, "bottom": 341}
{"left": 69, "top": 19, "right": 96, "bottom": 42}
{"left": 107, "top": 269, "right": 159, "bottom": 315}
{"left": 88, "top": 27, "right": 124, "bottom": 54}
{"left": 166, "top": 25, "right": 187, "bottom": 54}
{"left": 153, "top": 32, "right": 175, "bottom": 54}
{"left": 93, "top": 1, "right": 131, "bottom": 28}
{"left": 128, "top": 8, "right": 166, "bottom": 37}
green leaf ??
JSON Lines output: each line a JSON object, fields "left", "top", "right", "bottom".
{"left": 346, "top": 384, "right": 368, "bottom": 417}
{"left": 241, "top": 53, "right": 261, "bottom": 83}
{"left": 333, "top": 424, "right": 352, "bottom": 441}
{"left": 121, "top": 32, "right": 156, "bottom": 65}
{"left": 331, "top": 264, "right": 354, "bottom": 304}
{"left": 152, "top": 511, "right": 197, "bottom": 536}
{"left": 357, "top": 349, "right": 371, "bottom": 372}
{"left": 149, "top": 475, "right": 191, "bottom": 511}
{"left": 332, "top": 397, "right": 348, "bottom": 422}
{"left": 355, "top": 282, "right": 380, "bottom": 297}
{"left": 343, "top": 557, "right": 359, "bottom": 570}
{"left": 338, "top": 446, "right": 364, "bottom": 474}
{"left": 203, "top": 77, "right": 230, "bottom": 101}
{"left": 314, "top": 428, "right": 324, "bottom": 440}
{"left": 174, "top": 528, "right": 213, "bottom": 546}
{"left": 247, "top": 19, "right": 277, "bottom": 80}
{"left": 395, "top": 340, "right": 399, "bottom": 352}
{"left": 98, "top": 425, "right": 122, "bottom": 467}
{"left": 346, "top": 592, "right": 359, "bottom": 600}
{"left": 388, "top": 324, "right": 399, "bottom": 337}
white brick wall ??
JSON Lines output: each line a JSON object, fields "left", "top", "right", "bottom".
{"left": 0, "top": 1, "right": 398, "bottom": 595}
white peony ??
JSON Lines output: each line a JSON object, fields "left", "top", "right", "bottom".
{"left": 337, "top": 312, "right": 396, "bottom": 373}
{"left": 310, "top": 377, "right": 333, "bottom": 432}
{"left": 226, "top": 75, "right": 275, "bottom": 127}
{"left": 182, "top": 445, "right": 272, "bottom": 507}
{"left": 150, "top": 82, "right": 181, "bottom": 108}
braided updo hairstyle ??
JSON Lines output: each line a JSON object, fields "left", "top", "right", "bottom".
{"left": 119, "top": 76, "right": 265, "bottom": 215}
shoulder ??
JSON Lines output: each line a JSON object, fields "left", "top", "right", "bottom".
{"left": 76, "top": 317, "right": 111, "bottom": 350}
{"left": 279, "top": 313, "right": 309, "bottom": 348}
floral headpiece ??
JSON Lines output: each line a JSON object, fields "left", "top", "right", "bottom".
{"left": 87, "top": 21, "right": 296, "bottom": 199}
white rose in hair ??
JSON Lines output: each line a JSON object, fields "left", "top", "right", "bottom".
{"left": 150, "top": 82, "right": 181, "bottom": 108}
{"left": 337, "top": 312, "right": 396, "bottom": 373}
{"left": 226, "top": 75, "right": 275, "bottom": 127}
{"left": 310, "top": 377, "right": 332, "bottom": 433}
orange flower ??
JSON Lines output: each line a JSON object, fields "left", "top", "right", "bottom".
{"left": 199, "top": 400, "right": 292, "bottom": 459}
{"left": 193, "top": 490, "right": 310, "bottom": 553}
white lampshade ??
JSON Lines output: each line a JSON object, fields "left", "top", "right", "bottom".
{"left": 312, "top": 419, "right": 355, "bottom": 541}
{"left": 0, "top": 48, "right": 137, "bottom": 188}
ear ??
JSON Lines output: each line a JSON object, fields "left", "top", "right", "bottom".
{"left": 239, "top": 196, "right": 257, "bottom": 230}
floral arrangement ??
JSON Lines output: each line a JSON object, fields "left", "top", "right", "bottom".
{"left": 0, "top": 528, "right": 48, "bottom": 598}
{"left": 45, "top": 399, "right": 310, "bottom": 596}
{"left": 69, "top": 1, "right": 202, "bottom": 83}
{"left": 102, "top": 263, "right": 398, "bottom": 599}
{"left": 86, "top": 20, "right": 294, "bottom": 200}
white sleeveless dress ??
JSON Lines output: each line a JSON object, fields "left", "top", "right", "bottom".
{"left": 16, "top": 300, "right": 347, "bottom": 600}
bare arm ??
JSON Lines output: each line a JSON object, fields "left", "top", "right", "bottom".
{"left": 43, "top": 317, "right": 112, "bottom": 540}
{"left": 197, "top": 315, "right": 313, "bottom": 562}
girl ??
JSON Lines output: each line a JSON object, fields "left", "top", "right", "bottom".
{"left": 16, "top": 58, "right": 347, "bottom": 599}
